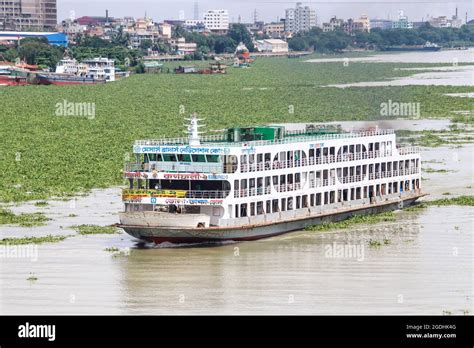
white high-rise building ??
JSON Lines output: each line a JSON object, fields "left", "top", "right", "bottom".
{"left": 204, "top": 9, "right": 229, "bottom": 31}
{"left": 285, "top": 2, "right": 316, "bottom": 33}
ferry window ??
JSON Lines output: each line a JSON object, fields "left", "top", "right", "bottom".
{"left": 257, "top": 202, "right": 264, "bottom": 215}
{"left": 148, "top": 154, "right": 157, "bottom": 161}
{"left": 272, "top": 199, "right": 279, "bottom": 213}
{"left": 178, "top": 154, "right": 192, "bottom": 162}
{"left": 309, "top": 149, "right": 315, "bottom": 158}
{"left": 310, "top": 194, "right": 315, "bottom": 206}
{"left": 302, "top": 195, "right": 308, "bottom": 208}
{"left": 295, "top": 173, "right": 301, "bottom": 183}
{"left": 296, "top": 196, "right": 301, "bottom": 209}
{"left": 273, "top": 176, "right": 278, "bottom": 186}
{"left": 192, "top": 155, "right": 206, "bottom": 162}
{"left": 213, "top": 207, "right": 220, "bottom": 216}
{"left": 156, "top": 154, "right": 163, "bottom": 161}
{"left": 257, "top": 154, "right": 263, "bottom": 163}
{"left": 240, "top": 204, "right": 247, "bottom": 217}
{"left": 266, "top": 201, "right": 271, "bottom": 214}
{"left": 206, "top": 155, "right": 219, "bottom": 163}
{"left": 250, "top": 203, "right": 256, "bottom": 216}
{"left": 356, "top": 144, "right": 361, "bottom": 153}
{"left": 235, "top": 205, "right": 239, "bottom": 218}
{"left": 330, "top": 147, "right": 335, "bottom": 156}
{"left": 265, "top": 153, "right": 271, "bottom": 165}
{"left": 316, "top": 193, "right": 322, "bottom": 206}
{"left": 163, "top": 154, "right": 177, "bottom": 162}
{"left": 287, "top": 197, "right": 293, "bottom": 210}
{"left": 281, "top": 198, "right": 286, "bottom": 211}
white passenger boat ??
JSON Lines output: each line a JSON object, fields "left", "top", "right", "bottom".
{"left": 118, "top": 115, "right": 424, "bottom": 244}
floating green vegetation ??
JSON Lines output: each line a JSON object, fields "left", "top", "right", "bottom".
{"left": 423, "top": 168, "right": 452, "bottom": 173}
{"left": 0, "top": 209, "right": 50, "bottom": 227}
{"left": 368, "top": 239, "right": 382, "bottom": 247}
{"left": 1, "top": 58, "right": 473, "bottom": 202}
{"left": 68, "top": 214, "right": 78, "bottom": 217}
{"left": 404, "top": 195, "right": 474, "bottom": 212}
{"left": 34, "top": 201, "right": 49, "bottom": 207}
{"left": 442, "top": 192, "right": 451, "bottom": 195}
{"left": 306, "top": 212, "right": 396, "bottom": 232}
{"left": 27, "top": 273, "right": 38, "bottom": 282}
{"left": 451, "top": 114, "right": 474, "bottom": 125}
{"left": 367, "top": 238, "right": 391, "bottom": 248}
{"left": 104, "top": 247, "right": 120, "bottom": 252}
{"left": 72, "top": 224, "right": 120, "bottom": 235}
{"left": 0, "top": 235, "right": 70, "bottom": 245}
{"left": 427, "top": 196, "right": 474, "bottom": 206}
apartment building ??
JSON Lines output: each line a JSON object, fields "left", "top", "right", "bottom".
{"left": 0, "top": 0, "right": 57, "bottom": 30}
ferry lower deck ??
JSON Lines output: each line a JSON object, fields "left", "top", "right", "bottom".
{"left": 119, "top": 191, "right": 424, "bottom": 243}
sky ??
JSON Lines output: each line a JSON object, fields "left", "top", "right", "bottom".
{"left": 58, "top": 0, "right": 473, "bottom": 24}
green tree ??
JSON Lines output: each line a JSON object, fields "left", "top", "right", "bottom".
{"left": 228, "top": 24, "right": 255, "bottom": 52}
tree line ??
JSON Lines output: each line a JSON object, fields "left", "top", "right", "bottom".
{"left": 288, "top": 23, "right": 474, "bottom": 52}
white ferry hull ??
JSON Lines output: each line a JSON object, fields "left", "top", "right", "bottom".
{"left": 118, "top": 193, "right": 424, "bottom": 244}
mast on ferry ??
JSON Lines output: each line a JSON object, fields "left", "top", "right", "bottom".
{"left": 185, "top": 113, "right": 205, "bottom": 146}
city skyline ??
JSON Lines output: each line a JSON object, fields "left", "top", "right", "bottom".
{"left": 58, "top": 0, "right": 472, "bottom": 24}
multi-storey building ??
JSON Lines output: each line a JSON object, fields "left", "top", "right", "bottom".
{"left": 392, "top": 10, "right": 413, "bottom": 29}
{"left": 264, "top": 21, "right": 285, "bottom": 38}
{"left": 0, "top": 0, "right": 57, "bottom": 30}
{"left": 370, "top": 19, "right": 393, "bottom": 30}
{"left": 285, "top": 2, "right": 316, "bottom": 33}
{"left": 203, "top": 9, "right": 229, "bottom": 32}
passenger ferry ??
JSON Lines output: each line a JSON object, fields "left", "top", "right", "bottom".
{"left": 118, "top": 115, "right": 424, "bottom": 244}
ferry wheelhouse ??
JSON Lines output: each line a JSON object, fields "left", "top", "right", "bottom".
{"left": 118, "top": 115, "right": 423, "bottom": 244}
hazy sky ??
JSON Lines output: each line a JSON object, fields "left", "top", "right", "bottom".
{"left": 58, "top": 0, "right": 473, "bottom": 24}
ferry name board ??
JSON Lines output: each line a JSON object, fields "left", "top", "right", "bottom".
{"left": 122, "top": 189, "right": 187, "bottom": 201}
{"left": 124, "top": 172, "right": 229, "bottom": 180}
{"left": 123, "top": 196, "right": 224, "bottom": 206}
{"left": 134, "top": 145, "right": 231, "bottom": 155}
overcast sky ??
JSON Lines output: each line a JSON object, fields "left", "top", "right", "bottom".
{"left": 58, "top": 0, "right": 473, "bottom": 24}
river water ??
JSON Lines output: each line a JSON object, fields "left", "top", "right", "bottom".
{"left": 307, "top": 48, "right": 474, "bottom": 87}
{"left": 1, "top": 50, "right": 473, "bottom": 315}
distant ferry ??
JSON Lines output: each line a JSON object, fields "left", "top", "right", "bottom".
{"left": 0, "top": 67, "right": 27, "bottom": 86}
{"left": 36, "top": 57, "right": 115, "bottom": 85}
{"left": 36, "top": 73, "right": 106, "bottom": 85}
{"left": 118, "top": 116, "right": 424, "bottom": 244}
{"left": 385, "top": 41, "right": 441, "bottom": 52}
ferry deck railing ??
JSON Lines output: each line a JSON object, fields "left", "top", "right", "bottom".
{"left": 134, "top": 129, "right": 398, "bottom": 148}
{"left": 125, "top": 147, "right": 421, "bottom": 175}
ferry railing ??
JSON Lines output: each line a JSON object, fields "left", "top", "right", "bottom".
{"left": 134, "top": 129, "right": 396, "bottom": 148}
{"left": 368, "top": 168, "right": 420, "bottom": 180}
{"left": 124, "top": 162, "right": 226, "bottom": 174}
{"left": 242, "top": 151, "right": 400, "bottom": 173}
{"left": 234, "top": 187, "right": 271, "bottom": 198}
{"left": 399, "top": 147, "right": 421, "bottom": 155}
